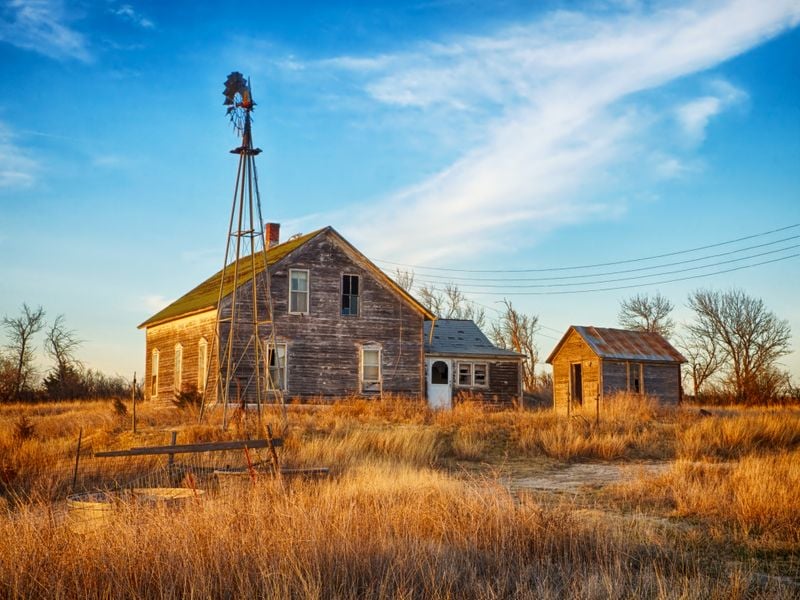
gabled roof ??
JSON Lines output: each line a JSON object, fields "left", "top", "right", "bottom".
{"left": 139, "top": 226, "right": 433, "bottom": 329}
{"left": 545, "top": 326, "right": 686, "bottom": 364}
{"left": 424, "top": 319, "right": 522, "bottom": 358}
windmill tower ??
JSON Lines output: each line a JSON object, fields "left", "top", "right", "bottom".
{"left": 201, "top": 72, "right": 284, "bottom": 430}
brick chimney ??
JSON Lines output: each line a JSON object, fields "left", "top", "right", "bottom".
{"left": 264, "top": 222, "right": 280, "bottom": 248}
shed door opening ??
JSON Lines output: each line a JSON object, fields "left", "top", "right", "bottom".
{"left": 571, "top": 363, "right": 583, "bottom": 405}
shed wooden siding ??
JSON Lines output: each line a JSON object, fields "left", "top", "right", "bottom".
{"left": 551, "top": 329, "right": 600, "bottom": 414}
{"left": 144, "top": 311, "right": 216, "bottom": 404}
{"left": 214, "top": 232, "right": 425, "bottom": 400}
{"left": 642, "top": 363, "right": 681, "bottom": 405}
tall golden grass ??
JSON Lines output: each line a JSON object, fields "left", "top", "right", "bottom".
{"left": 1, "top": 396, "right": 798, "bottom": 598}
{"left": 1, "top": 464, "right": 791, "bottom": 599}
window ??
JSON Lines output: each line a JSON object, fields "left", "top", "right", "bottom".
{"left": 458, "top": 363, "right": 473, "bottom": 386}
{"left": 174, "top": 344, "right": 183, "bottom": 392}
{"left": 473, "top": 363, "right": 487, "bottom": 387}
{"left": 431, "top": 361, "right": 449, "bottom": 384}
{"left": 361, "top": 346, "right": 381, "bottom": 391}
{"left": 198, "top": 338, "right": 208, "bottom": 392}
{"left": 456, "top": 361, "right": 489, "bottom": 387}
{"left": 341, "top": 274, "right": 359, "bottom": 316}
{"left": 151, "top": 349, "right": 159, "bottom": 398}
{"left": 265, "top": 343, "right": 288, "bottom": 391}
{"left": 289, "top": 269, "right": 309, "bottom": 314}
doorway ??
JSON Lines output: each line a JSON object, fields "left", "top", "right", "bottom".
{"left": 427, "top": 359, "right": 452, "bottom": 410}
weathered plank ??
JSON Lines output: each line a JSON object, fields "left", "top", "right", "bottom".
{"left": 94, "top": 438, "right": 282, "bottom": 458}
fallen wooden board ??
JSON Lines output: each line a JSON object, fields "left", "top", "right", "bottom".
{"left": 95, "top": 438, "right": 282, "bottom": 458}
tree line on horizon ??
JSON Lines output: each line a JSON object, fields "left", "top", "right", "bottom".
{"left": 0, "top": 305, "right": 134, "bottom": 402}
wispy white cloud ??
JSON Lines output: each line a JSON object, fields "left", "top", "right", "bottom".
{"left": 0, "top": 122, "right": 38, "bottom": 189}
{"left": 112, "top": 4, "right": 154, "bottom": 29}
{"left": 269, "top": 0, "right": 800, "bottom": 264}
{"left": 0, "top": 0, "right": 91, "bottom": 62}
{"left": 676, "top": 79, "right": 747, "bottom": 142}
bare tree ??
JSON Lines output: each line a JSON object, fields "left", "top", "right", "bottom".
{"left": 43, "top": 315, "right": 84, "bottom": 399}
{"left": 490, "top": 299, "right": 539, "bottom": 392}
{"left": 676, "top": 330, "right": 721, "bottom": 400}
{"left": 393, "top": 269, "right": 415, "bottom": 292}
{"left": 417, "top": 282, "right": 486, "bottom": 329}
{"left": 618, "top": 292, "right": 675, "bottom": 338}
{"left": 1, "top": 304, "right": 46, "bottom": 401}
{"left": 687, "top": 288, "right": 792, "bottom": 403}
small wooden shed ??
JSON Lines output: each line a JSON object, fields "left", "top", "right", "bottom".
{"left": 546, "top": 326, "right": 685, "bottom": 414}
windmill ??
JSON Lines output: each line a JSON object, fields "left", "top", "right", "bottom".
{"left": 200, "top": 72, "right": 285, "bottom": 431}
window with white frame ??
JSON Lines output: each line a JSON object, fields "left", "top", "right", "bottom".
{"left": 361, "top": 346, "right": 381, "bottom": 391}
{"left": 174, "top": 344, "right": 183, "bottom": 392}
{"left": 197, "top": 338, "right": 208, "bottom": 392}
{"left": 456, "top": 361, "right": 488, "bottom": 388}
{"left": 151, "top": 349, "right": 159, "bottom": 398}
{"left": 289, "top": 269, "right": 309, "bottom": 314}
{"left": 265, "top": 342, "right": 288, "bottom": 391}
{"left": 341, "top": 274, "right": 359, "bottom": 316}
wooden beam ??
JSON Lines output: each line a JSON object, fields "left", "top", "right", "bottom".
{"left": 94, "top": 438, "right": 282, "bottom": 458}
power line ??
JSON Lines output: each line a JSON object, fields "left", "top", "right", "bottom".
{"left": 406, "top": 243, "right": 800, "bottom": 290}
{"left": 374, "top": 223, "right": 800, "bottom": 274}
{"left": 453, "top": 252, "right": 800, "bottom": 296}
{"left": 389, "top": 235, "right": 800, "bottom": 283}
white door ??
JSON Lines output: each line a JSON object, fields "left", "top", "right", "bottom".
{"left": 427, "top": 359, "right": 452, "bottom": 410}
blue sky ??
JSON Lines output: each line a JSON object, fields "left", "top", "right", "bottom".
{"left": 1, "top": 0, "right": 799, "bottom": 381}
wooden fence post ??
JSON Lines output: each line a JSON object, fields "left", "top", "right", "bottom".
{"left": 71, "top": 427, "right": 83, "bottom": 493}
{"left": 132, "top": 372, "right": 137, "bottom": 434}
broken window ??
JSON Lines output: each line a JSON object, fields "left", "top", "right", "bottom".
{"left": 457, "top": 362, "right": 489, "bottom": 387}
{"left": 473, "top": 363, "right": 487, "bottom": 387}
{"left": 341, "top": 274, "right": 359, "bottom": 316}
{"left": 265, "top": 343, "right": 287, "bottom": 391}
{"left": 289, "top": 269, "right": 309, "bottom": 314}
{"left": 458, "top": 363, "right": 473, "bottom": 386}
{"left": 361, "top": 347, "right": 381, "bottom": 390}
{"left": 151, "top": 349, "right": 159, "bottom": 398}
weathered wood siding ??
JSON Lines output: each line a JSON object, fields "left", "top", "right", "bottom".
{"left": 643, "top": 363, "right": 681, "bottom": 405}
{"left": 602, "top": 360, "right": 681, "bottom": 404}
{"left": 602, "top": 360, "right": 628, "bottom": 395}
{"left": 450, "top": 358, "right": 522, "bottom": 406}
{"left": 551, "top": 329, "right": 600, "bottom": 415}
{"left": 144, "top": 311, "right": 216, "bottom": 405}
{"left": 215, "top": 232, "right": 425, "bottom": 400}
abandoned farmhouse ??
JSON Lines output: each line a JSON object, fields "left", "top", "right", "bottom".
{"left": 139, "top": 225, "right": 525, "bottom": 408}
{"left": 546, "top": 326, "right": 686, "bottom": 413}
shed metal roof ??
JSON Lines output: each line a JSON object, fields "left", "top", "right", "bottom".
{"left": 546, "top": 326, "right": 686, "bottom": 363}
{"left": 424, "top": 319, "right": 522, "bottom": 358}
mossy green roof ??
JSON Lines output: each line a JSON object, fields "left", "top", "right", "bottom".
{"left": 138, "top": 228, "right": 325, "bottom": 328}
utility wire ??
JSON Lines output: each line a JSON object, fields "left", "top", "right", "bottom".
{"left": 454, "top": 252, "right": 800, "bottom": 296}
{"left": 406, "top": 243, "right": 800, "bottom": 290}
{"left": 374, "top": 223, "right": 800, "bottom": 274}
{"left": 388, "top": 235, "right": 800, "bottom": 283}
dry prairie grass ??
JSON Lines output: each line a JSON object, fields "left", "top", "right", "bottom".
{"left": 1, "top": 397, "right": 799, "bottom": 598}
{"left": 678, "top": 408, "right": 800, "bottom": 460}
{"left": 0, "top": 463, "right": 791, "bottom": 599}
